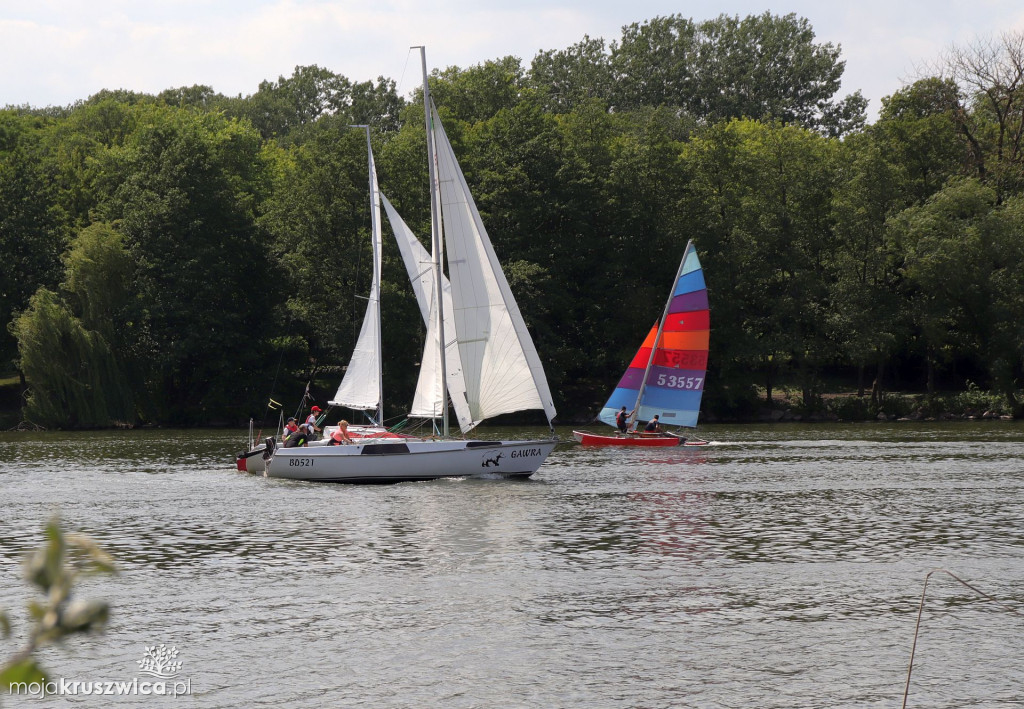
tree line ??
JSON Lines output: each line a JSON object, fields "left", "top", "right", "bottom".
{"left": 2, "top": 12, "right": 1023, "bottom": 428}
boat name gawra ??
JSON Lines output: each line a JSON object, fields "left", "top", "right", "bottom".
{"left": 510, "top": 448, "right": 543, "bottom": 459}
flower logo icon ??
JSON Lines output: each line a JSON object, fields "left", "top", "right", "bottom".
{"left": 137, "top": 645, "right": 183, "bottom": 679}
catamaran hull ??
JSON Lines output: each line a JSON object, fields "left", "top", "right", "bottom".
{"left": 571, "top": 430, "right": 707, "bottom": 447}
{"left": 265, "top": 439, "right": 557, "bottom": 483}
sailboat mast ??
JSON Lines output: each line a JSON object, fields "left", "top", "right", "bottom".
{"left": 362, "top": 125, "right": 384, "bottom": 426}
{"left": 417, "top": 46, "right": 449, "bottom": 437}
{"left": 630, "top": 239, "right": 693, "bottom": 428}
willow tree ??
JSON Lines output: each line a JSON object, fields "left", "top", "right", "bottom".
{"left": 12, "top": 289, "right": 134, "bottom": 428}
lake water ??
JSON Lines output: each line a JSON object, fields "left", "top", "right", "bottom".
{"left": 1, "top": 423, "right": 1022, "bottom": 707}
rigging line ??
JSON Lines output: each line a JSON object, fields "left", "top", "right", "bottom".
{"left": 902, "top": 568, "right": 1022, "bottom": 709}
{"left": 397, "top": 48, "right": 415, "bottom": 103}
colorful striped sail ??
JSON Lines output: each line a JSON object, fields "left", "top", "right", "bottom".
{"left": 598, "top": 241, "right": 708, "bottom": 429}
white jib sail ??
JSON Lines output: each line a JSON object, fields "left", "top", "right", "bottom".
{"left": 430, "top": 105, "right": 557, "bottom": 425}
{"left": 330, "top": 141, "right": 383, "bottom": 414}
{"left": 381, "top": 193, "right": 474, "bottom": 432}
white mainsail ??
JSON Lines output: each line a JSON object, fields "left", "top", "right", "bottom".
{"left": 430, "top": 104, "right": 557, "bottom": 426}
{"left": 329, "top": 133, "right": 383, "bottom": 418}
{"left": 381, "top": 193, "right": 474, "bottom": 432}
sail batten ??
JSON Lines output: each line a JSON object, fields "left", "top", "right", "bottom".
{"left": 599, "top": 241, "right": 709, "bottom": 430}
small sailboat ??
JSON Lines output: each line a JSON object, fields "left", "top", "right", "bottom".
{"left": 573, "top": 240, "right": 710, "bottom": 447}
{"left": 262, "top": 47, "right": 558, "bottom": 482}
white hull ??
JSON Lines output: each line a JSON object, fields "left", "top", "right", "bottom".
{"left": 265, "top": 438, "right": 557, "bottom": 483}
{"left": 237, "top": 427, "right": 412, "bottom": 475}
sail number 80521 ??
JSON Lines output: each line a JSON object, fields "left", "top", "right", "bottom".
{"left": 655, "top": 374, "right": 703, "bottom": 390}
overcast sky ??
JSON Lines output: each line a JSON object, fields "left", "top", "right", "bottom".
{"left": 3, "top": 1, "right": 1024, "bottom": 121}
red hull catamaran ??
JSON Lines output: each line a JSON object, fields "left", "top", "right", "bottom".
{"left": 573, "top": 240, "right": 710, "bottom": 448}
{"left": 572, "top": 431, "right": 708, "bottom": 447}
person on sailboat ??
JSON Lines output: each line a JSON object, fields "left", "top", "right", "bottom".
{"left": 644, "top": 415, "right": 662, "bottom": 433}
{"left": 283, "top": 418, "right": 310, "bottom": 447}
{"left": 615, "top": 406, "right": 635, "bottom": 433}
{"left": 305, "top": 406, "right": 323, "bottom": 439}
{"left": 282, "top": 417, "right": 299, "bottom": 442}
{"left": 329, "top": 420, "right": 355, "bottom": 445}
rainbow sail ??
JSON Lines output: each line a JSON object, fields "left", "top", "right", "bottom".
{"left": 598, "top": 241, "right": 709, "bottom": 429}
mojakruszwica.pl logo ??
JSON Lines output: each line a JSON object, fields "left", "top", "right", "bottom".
{"left": 6, "top": 644, "right": 192, "bottom": 698}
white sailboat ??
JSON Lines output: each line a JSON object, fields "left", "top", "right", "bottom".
{"left": 263, "top": 47, "right": 557, "bottom": 483}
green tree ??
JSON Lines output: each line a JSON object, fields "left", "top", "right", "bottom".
{"left": 528, "top": 37, "right": 614, "bottom": 114}
{"left": 429, "top": 57, "right": 527, "bottom": 126}
{"left": 240, "top": 65, "right": 352, "bottom": 141}
{"left": 259, "top": 116, "right": 390, "bottom": 395}
{"left": 876, "top": 78, "right": 965, "bottom": 205}
{"left": 349, "top": 77, "right": 405, "bottom": 134}
{"left": 235, "top": 66, "right": 404, "bottom": 143}
{"left": 984, "top": 194, "right": 1024, "bottom": 411}
{"left": 610, "top": 13, "right": 866, "bottom": 134}
{"left": 829, "top": 133, "right": 908, "bottom": 401}
{"left": 683, "top": 119, "right": 839, "bottom": 407}
{"left": 41, "top": 98, "right": 141, "bottom": 230}
{"left": 889, "top": 179, "right": 1019, "bottom": 403}
{"left": 96, "top": 105, "right": 278, "bottom": 423}
{"left": 0, "top": 111, "right": 68, "bottom": 370}
{"left": 828, "top": 82, "right": 964, "bottom": 400}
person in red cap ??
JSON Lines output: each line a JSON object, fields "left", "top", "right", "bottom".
{"left": 304, "top": 406, "right": 323, "bottom": 439}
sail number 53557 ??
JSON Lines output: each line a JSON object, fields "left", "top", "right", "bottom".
{"left": 655, "top": 374, "right": 703, "bottom": 390}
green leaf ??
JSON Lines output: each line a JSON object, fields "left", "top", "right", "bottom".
{"left": 0, "top": 657, "right": 47, "bottom": 688}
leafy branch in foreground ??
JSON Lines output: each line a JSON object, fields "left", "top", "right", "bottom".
{"left": 0, "top": 518, "right": 117, "bottom": 697}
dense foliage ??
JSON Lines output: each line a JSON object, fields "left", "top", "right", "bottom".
{"left": 3, "top": 13, "right": 1023, "bottom": 427}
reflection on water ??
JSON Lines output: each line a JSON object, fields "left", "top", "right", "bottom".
{"left": 1, "top": 423, "right": 1022, "bottom": 707}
